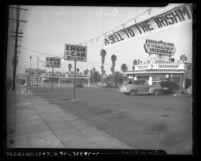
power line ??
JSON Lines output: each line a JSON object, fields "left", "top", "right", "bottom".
{"left": 20, "top": 47, "right": 58, "bottom": 56}
{"left": 78, "top": 7, "right": 152, "bottom": 46}
{"left": 20, "top": 46, "right": 135, "bottom": 70}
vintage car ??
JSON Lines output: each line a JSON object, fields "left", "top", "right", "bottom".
{"left": 119, "top": 80, "right": 169, "bottom": 96}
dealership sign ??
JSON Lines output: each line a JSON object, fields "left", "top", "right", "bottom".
{"left": 144, "top": 39, "right": 176, "bottom": 56}
{"left": 104, "top": 4, "right": 192, "bottom": 47}
{"left": 134, "top": 63, "right": 185, "bottom": 71}
{"left": 64, "top": 44, "right": 87, "bottom": 62}
{"left": 46, "top": 57, "right": 61, "bottom": 68}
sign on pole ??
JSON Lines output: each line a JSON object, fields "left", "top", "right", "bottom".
{"left": 46, "top": 57, "right": 61, "bottom": 68}
{"left": 64, "top": 44, "right": 87, "bottom": 100}
{"left": 45, "top": 57, "right": 61, "bottom": 95}
{"left": 64, "top": 44, "right": 87, "bottom": 62}
{"left": 144, "top": 39, "right": 176, "bottom": 56}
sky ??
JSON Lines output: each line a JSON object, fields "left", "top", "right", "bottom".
{"left": 6, "top": 3, "right": 192, "bottom": 77}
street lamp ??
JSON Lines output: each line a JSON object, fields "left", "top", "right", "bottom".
{"left": 166, "top": 74, "right": 170, "bottom": 81}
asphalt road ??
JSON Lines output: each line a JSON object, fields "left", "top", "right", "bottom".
{"left": 30, "top": 85, "right": 192, "bottom": 154}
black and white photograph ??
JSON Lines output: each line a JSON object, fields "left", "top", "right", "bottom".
{"left": 5, "top": 3, "right": 193, "bottom": 156}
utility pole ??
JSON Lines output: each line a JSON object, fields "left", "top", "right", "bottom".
{"left": 9, "top": 5, "right": 28, "bottom": 91}
{"left": 73, "top": 60, "right": 77, "bottom": 100}
{"left": 37, "top": 56, "right": 39, "bottom": 88}
{"left": 51, "top": 66, "right": 54, "bottom": 96}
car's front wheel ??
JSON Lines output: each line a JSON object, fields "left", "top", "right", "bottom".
{"left": 124, "top": 92, "right": 129, "bottom": 95}
{"left": 129, "top": 90, "right": 137, "bottom": 96}
{"left": 153, "top": 90, "right": 160, "bottom": 96}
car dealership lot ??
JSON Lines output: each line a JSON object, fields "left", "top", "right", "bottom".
{"left": 30, "top": 85, "right": 192, "bottom": 154}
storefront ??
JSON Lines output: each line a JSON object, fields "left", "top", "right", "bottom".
{"left": 125, "top": 62, "right": 191, "bottom": 90}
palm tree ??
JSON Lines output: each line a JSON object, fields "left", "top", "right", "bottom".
{"left": 180, "top": 55, "right": 187, "bottom": 62}
{"left": 100, "top": 49, "right": 106, "bottom": 83}
{"left": 100, "top": 49, "right": 106, "bottom": 65}
{"left": 83, "top": 69, "right": 89, "bottom": 75}
{"left": 110, "top": 66, "right": 114, "bottom": 73}
{"left": 101, "top": 65, "right": 104, "bottom": 74}
{"left": 133, "top": 59, "right": 138, "bottom": 65}
{"left": 92, "top": 67, "right": 96, "bottom": 73}
{"left": 68, "top": 64, "right": 72, "bottom": 72}
{"left": 76, "top": 68, "right": 80, "bottom": 74}
{"left": 170, "top": 58, "right": 175, "bottom": 63}
{"left": 111, "top": 54, "right": 117, "bottom": 73}
{"left": 121, "top": 64, "right": 128, "bottom": 73}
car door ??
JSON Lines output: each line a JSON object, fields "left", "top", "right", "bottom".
{"left": 133, "top": 80, "right": 144, "bottom": 93}
{"left": 139, "top": 81, "right": 150, "bottom": 94}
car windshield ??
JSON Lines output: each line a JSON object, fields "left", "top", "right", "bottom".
{"left": 131, "top": 80, "right": 147, "bottom": 85}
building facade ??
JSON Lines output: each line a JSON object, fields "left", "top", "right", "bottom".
{"left": 125, "top": 61, "right": 192, "bottom": 91}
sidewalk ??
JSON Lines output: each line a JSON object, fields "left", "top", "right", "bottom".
{"left": 7, "top": 85, "right": 132, "bottom": 149}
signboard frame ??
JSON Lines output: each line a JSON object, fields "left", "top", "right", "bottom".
{"left": 46, "top": 57, "right": 61, "bottom": 68}
{"left": 144, "top": 39, "right": 176, "bottom": 56}
{"left": 64, "top": 44, "right": 87, "bottom": 62}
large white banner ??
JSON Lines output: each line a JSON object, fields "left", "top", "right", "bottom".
{"left": 104, "top": 4, "right": 192, "bottom": 47}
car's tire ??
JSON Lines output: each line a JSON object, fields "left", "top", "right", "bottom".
{"left": 124, "top": 92, "right": 129, "bottom": 95}
{"left": 129, "top": 90, "right": 137, "bottom": 96}
{"left": 153, "top": 90, "right": 160, "bottom": 96}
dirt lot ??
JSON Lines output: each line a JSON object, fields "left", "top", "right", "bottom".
{"left": 30, "top": 85, "right": 192, "bottom": 154}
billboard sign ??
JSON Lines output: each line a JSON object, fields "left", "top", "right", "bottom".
{"left": 64, "top": 44, "right": 87, "bottom": 62}
{"left": 144, "top": 39, "right": 176, "bottom": 56}
{"left": 46, "top": 57, "right": 61, "bottom": 68}
{"left": 103, "top": 4, "right": 192, "bottom": 47}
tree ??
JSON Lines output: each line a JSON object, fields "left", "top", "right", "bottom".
{"left": 101, "top": 65, "right": 104, "bottom": 73}
{"left": 170, "top": 58, "right": 175, "bottom": 63}
{"left": 90, "top": 69, "right": 101, "bottom": 83}
{"left": 121, "top": 64, "right": 128, "bottom": 73}
{"left": 100, "top": 49, "right": 107, "bottom": 83}
{"left": 100, "top": 49, "right": 106, "bottom": 65}
{"left": 105, "top": 71, "right": 126, "bottom": 85}
{"left": 76, "top": 68, "right": 80, "bottom": 74}
{"left": 111, "top": 54, "right": 117, "bottom": 73}
{"left": 68, "top": 64, "right": 72, "bottom": 72}
{"left": 83, "top": 69, "right": 89, "bottom": 75}
{"left": 92, "top": 67, "right": 96, "bottom": 73}
{"left": 133, "top": 59, "right": 138, "bottom": 65}
{"left": 110, "top": 66, "right": 114, "bottom": 73}
{"left": 180, "top": 55, "right": 187, "bottom": 62}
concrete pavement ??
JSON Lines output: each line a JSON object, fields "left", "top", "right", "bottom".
{"left": 7, "top": 85, "right": 132, "bottom": 149}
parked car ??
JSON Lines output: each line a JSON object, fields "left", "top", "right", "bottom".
{"left": 76, "top": 83, "right": 84, "bottom": 88}
{"left": 183, "top": 85, "right": 192, "bottom": 95}
{"left": 158, "top": 80, "right": 180, "bottom": 94}
{"left": 104, "top": 82, "right": 118, "bottom": 88}
{"left": 119, "top": 80, "right": 170, "bottom": 96}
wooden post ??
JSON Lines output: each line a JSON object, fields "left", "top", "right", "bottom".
{"left": 73, "top": 60, "right": 77, "bottom": 100}
{"left": 51, "top": 66, "right": 54, "bottom": 95}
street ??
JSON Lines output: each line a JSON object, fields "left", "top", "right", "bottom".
{"left": 26, "top": 84, "right": 192, "bottom": 154}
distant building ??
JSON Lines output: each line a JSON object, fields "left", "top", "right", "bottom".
{"left": 125, "top": 61, "right": 192, "bottom": 90}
